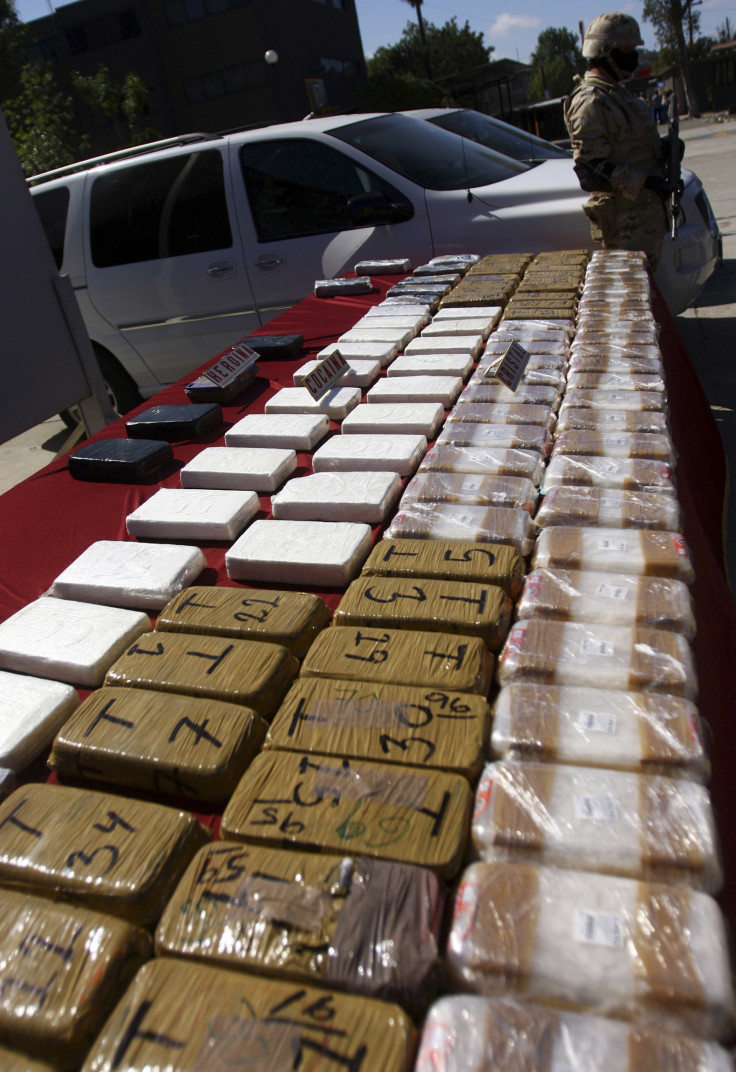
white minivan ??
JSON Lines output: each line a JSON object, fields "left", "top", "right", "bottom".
{"left": 29, "top": 111, "right": 721, "bottom": 414}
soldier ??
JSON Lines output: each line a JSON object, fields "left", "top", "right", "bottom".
{"left": 564, "top": 12, "right": 682, "bottom": 269}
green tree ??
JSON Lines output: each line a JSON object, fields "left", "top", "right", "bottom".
{"left": 3, "top": 61, "right": 79, "bottom": 174}
{"left": 399, "top": 0, "right": 430, "bottom": 77}
{"left": 642, "top": 0, "right": 701, "bottom": 116}
{"left": 368, "top": 17, "right": 491, "bottom": 84}
{"left": 0, "top": 0, "right": 24, "bottom": 98}
{"left": 527, "top": 27, "right": 586, "bottom": 102}
{"left": 72, "top": 65, "right": 150, "bottom": 144}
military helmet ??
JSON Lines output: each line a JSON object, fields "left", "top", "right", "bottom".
{"left": 582, "top": 12, "right": 644, "bottom": 58}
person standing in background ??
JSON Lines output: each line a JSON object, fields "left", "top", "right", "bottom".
{"left": 564, "top": 12, "right": 682, "bottom": 269}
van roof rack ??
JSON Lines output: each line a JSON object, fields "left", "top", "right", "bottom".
{"left": 27, "top": 132, "right": 218, "bottom": 185}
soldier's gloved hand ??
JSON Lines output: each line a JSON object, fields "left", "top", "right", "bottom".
{"left": 661, "top": 134, "right": 685, "bottom": 161}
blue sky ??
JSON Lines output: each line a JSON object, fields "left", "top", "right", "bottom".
{"left": 13, "top": 0, "right": 736, "bottom": 64}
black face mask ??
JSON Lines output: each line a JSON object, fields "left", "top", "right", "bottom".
{"left": 610, "top": 47, "right": 639, "bottom": 73}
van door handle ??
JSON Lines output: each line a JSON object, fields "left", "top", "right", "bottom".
{"left": 207, "top": 261, "right": 235, "bottom": 278}
{"left": 255, "top": 253, "right": 285, "bottom": 271}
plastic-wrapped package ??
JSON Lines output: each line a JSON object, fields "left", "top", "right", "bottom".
{"left": 48, "top": 540, "right": 206, "bottom": 612}
{"left": 385, "top": 502, "right": 537, "bottom": 555}
{"left": 419, "top": 445, "right": 546, "bottom": 484}
{"left": 156, "top": 842, "right": 444, "bottom": 1016}
{"left": 517, "top": 567, "right": 695, "bottom": 638}
{"left": 264, "top": 385, "right": 362, "bottom": 420}
{"left": 125, "top": 487, "right": 259, "bottom": 541}
{"left": 498, "top": 619, "right": 697, "bottom": 698}
{"left": 561, "top": 388, "right": 665, "bottom": 412}
{"left": 314, "top": 275, "right": 373, "bottom": 296}
{"left": 334, "top": 575, "right": 512, "bottom": 651}
{"left": 0, "top": 597, "right": 151, "bottom": 688}
{"left": 471, "top": 365, "right": 567, "bottom": 391}
{"left": 567, "top": 372, "right": 665, "bottom": 393}
{"left": 339, "top": 324, "right": 417, "bottom": 347}
{"left": 533, "top": 527, "right": 694, "bottom": 583}
{"left": 420, "top": 316, "right": 496, "bottom": 340}
{"left": 301, "top": 624, "right": 494, "bottom": 696}
{"left": 156, "top": 587, "right": 331, "bottom": 656}
{"left": 226, "top": 518, "right": 373, "bottom": 587}
{"left": 315, "top": 339, "right": 401, "bottom": 367}
{"left": 222, "top": 750, "right": 472, "bottom": 879}
{"left": 387, "top": 353, "right": 475, "bottom": 379}
{"left": 402, "top": 471, "right": 538, "bottom": 513}
{"left": 355, "top": 256, "right": 412, "bottom": 273}
{"left": 414, "top": 995, "right": 736, "bottom": 1072}
{"left": 541, "top": 456, "right": 676, "bottom": 496}
{"left": 225, "top": 411, "right": 330, "bottom": 449}
{"left": 555, "top": 405, "right": 669, "bottom": 434}
{"left": 105, "top": 630, "right": 299, "bottom": 714}
{"left": 81, "top": 958, "right": 414, "bottom": 1072}
{"left": 568, "top": 352, "right": 663, "bottom": 376}
{"left": 471, "top": 759, "right": 721, "bottom": 891}
{"left": 265, "top": 676, "right": 490, "bottom": 778}
{"left": 366, "top": 374, "right": 464, "bottom": 407}
{"left": 483, "top": 335, "right": 569, "bottom": 357}
{"left": 446, "top": 403, "right": 557, "bottom": 430}
{"left": 0, "top": 782, "right": 210, "bottom": 924}
{"left": 341, "top": 401, "right": 445, "bottom": 438}
{"left": 48, "top": 686, "right": 266, "bottom": 802}
{"left": 125, "top": 402, "right": 222, "bottom": 441}
{"left": 490, "top": 682, "right": 708, "bottom": 781}
{"left": 444, "top": 860, "right": 736, "bottom": 1038}
{"left": 180, "top": 445, "right": 296, "bottom": 491}
{"left": 552, "top": 430, "right": 674, "bottom": 463}
{"left": 362, "top": 538, "right": 525, "bottom": 597}
{"left": 0, "top": 888, "right": 150, "bottom": 1071}
{"left": 499, "top": 318, "right": 576, "bottom": 339}
{"left": 0, "top": 670, "right": 79, "bottom": 770}
{"left": 404, "top": 334, "right": 484, "bottom": 359}
{"left": 312, "top": 432, "right": 427, "bottom": 476}
{"left": 271, "top": 470, "right": 401, "bottom": 523}
{"left": 458, "top": 382, "right": 562, "bottom": 409}
{"left": 436, "top": 421, "right": 553, "bottom": 456}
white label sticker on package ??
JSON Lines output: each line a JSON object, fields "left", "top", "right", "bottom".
{"left": 581, "top": 638, "right": 615, "bottom": 657}
{"left": 598, "top": 538, "right": 628, "bottom": 553}
{"left": 596, "top": 582, "right": 628, "bottom": 600}
{"left": 573, "top": 793, "right": 619, "bottom": 822}
{"left": 578, "top": 709, "right": 618, "bottom": 735}
{"left": 604, "top": 411, "right": 627, "bottom": 424}
{"left": 574, "top": 909, "right": 626, "bottom": 949}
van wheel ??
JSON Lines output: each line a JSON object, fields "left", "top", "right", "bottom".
{"left": 60, "top": 348, "right": 142, "bottom": 431}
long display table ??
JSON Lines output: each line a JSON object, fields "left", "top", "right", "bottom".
{"left": 1, "top": 273, "right": 735, "bottom": 936}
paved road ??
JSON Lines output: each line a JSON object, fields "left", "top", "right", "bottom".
{"left": 2, "top": 115, "right": 734, "bottom": 581}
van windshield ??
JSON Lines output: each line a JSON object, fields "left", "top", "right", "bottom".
{"left": 329, "top": 113, "right": 528, "bottom": 191}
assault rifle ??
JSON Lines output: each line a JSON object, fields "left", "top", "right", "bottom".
{"left": 667, "top": 92, "right": 682, "bottom": 240}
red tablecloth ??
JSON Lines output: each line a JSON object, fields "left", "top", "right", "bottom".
{"left": 1, "top": 276, "right": 736, "bottom": 930}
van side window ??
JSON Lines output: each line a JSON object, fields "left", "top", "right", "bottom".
{"left": 89, "top": 149, "right": 232, "bottom": 267}
{"left": 240, "top": 138, "right": 410, "bottom": 241}
{"left": 32, "top": 186, "right": 70, "bottom": 269}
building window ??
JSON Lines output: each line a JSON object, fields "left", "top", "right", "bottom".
{"left": 183, "top": 60, "right": 267, "bottom": 104}
{"left": 165, "top": 0, "right": 249, "bottom": 26}
{"left": 66, "top": 9, "right": 142, "bottom": 54}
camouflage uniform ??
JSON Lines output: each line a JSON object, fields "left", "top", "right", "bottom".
{"left": 564, "top": 71, "right": 669, "bottom": 268}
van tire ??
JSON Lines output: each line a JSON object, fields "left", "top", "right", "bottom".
{"left": 60, "top": 347, "right": 142, "bottom": 430}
